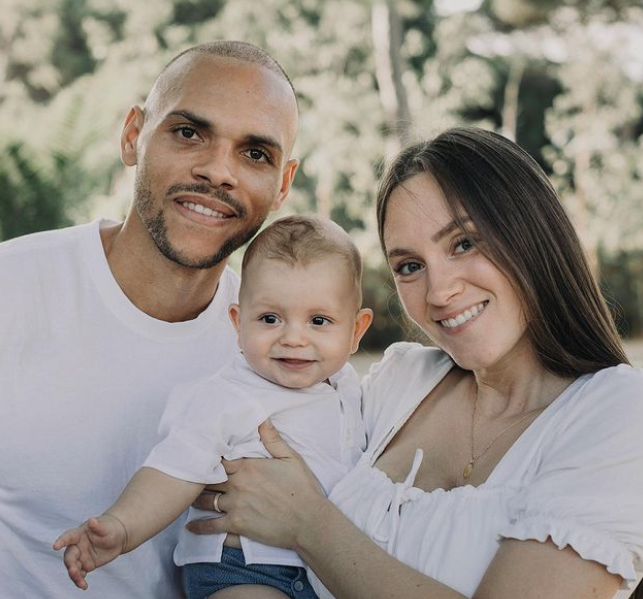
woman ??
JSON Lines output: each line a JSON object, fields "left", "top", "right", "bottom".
{"left": 191, "top": 127, "right": 643, "bottom": 599}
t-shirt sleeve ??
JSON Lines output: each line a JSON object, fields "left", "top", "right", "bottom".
{"left": 499, "top": 365, "right": 643, "bottom": 587}
{"left": 143, "top": 375, "right": 268, "bottom": 484}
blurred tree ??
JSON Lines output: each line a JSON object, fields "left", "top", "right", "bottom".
{"left": 1, "top": 0, "right": 642, "bottom": 341}
{"left": 543, "top": 6, "right": 643, "bottom": 269}
{"left": 372, "top": 0, "right": 412, "bottom": 157}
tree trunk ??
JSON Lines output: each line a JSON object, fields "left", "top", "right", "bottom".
{"left": 501, "top": 58, "right": 525, "bottom": 142}
{"left": 372, "top": 0, "right": 412, "bottom": 159}
{"left": 572, "top": 144, "right": 600, "bottom": 275}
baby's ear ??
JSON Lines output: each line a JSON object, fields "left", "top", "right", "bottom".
{"left": 351, "top": 308, "right": 374, "bottom": 354}
{"left": 228, "top": 304, "right": 242, "bottom": 335}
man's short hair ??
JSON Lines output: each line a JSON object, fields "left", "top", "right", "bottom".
{"left": 163, "top": 40, "right": 295, "bottom": 99}
{"left": 241, "top": 215, "right": 363, "bottom": 304}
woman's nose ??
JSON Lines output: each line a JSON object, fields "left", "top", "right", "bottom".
{"left": 425, "top": 263, "right": 464, "bottom": 307}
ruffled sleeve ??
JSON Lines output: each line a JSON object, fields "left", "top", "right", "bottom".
{"left": 143, "top": 371, "right": 268, "bottom": 484}
{"left": 499, "top": 365, "right": 643, "bottom": 587}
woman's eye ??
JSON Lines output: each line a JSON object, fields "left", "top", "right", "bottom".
{"left": 260, "top": 314, "right": 279, "bottom": 324}
{"left": 397, "top": 262, "right": 423, "bottom": 276}
{"left": 454, "top": 237, "right": 474, "bottom": 254}
{"left": 311, "top": 316, "right": 330, "bottom": 326}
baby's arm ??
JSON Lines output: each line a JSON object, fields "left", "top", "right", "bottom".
{"left": 54, "top": 467, "right": 204, "bottom": 589}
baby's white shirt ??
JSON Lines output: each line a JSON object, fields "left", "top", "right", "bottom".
{"left": 144, "top": 352, "right": 366, "bottom": 567}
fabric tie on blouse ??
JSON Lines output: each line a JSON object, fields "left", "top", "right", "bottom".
{"left": 373, "top": 448, "right": 425, "bottom": 554}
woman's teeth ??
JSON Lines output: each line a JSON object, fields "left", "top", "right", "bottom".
{"left": 182, "top": 202, "right": 228, "bottom": 218}
{"left": 440, "top": 302, "right": 487, "bottom": 329}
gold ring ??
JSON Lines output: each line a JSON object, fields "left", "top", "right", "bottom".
{"left": 212, "top": 492, "right": 223, "bottom": 514}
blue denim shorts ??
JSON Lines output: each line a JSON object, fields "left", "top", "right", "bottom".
{"left": 182, "top": 546, "right": 319, "bottom": 599}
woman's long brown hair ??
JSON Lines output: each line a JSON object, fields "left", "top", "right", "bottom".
{"left": 377, "top": 126, "right": 629, "bottom": 377}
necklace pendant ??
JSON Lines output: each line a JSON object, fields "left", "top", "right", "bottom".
{"left": 463, "top": 460, "right": 474, "bottom": 480}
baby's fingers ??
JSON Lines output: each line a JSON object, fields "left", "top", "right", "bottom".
{"left": 63, "top": 546, "right": 90, "bottom": 590}
{"left": 53, "top": 529, "right": 81, "bottom": 551}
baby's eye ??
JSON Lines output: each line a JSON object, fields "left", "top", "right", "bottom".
{"left": 311, "top": 316, "right": 331, "bottom": 326}
{"left": 260, "top": 314, "right": 280, "bottom": 325}
{"left": 396, "top": 261, "right": 423, "bottom": 276}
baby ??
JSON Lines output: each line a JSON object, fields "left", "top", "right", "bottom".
{"left": 54, "top": 215, "right": 373, "bottom": 599}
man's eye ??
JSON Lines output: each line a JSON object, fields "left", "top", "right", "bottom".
{"left": 311, "top": 316, "right": 331, "bottom": 326}
{"left": 247, "top": 148, "right": 269, "bottom": 162}
{"left": 177, "top": 127, "right": 197, "bottom": 139}
{"left": 260, "top": 314, "right": 279, "bottom": 324}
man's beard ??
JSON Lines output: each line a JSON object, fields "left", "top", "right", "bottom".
{"left": 134, "top": 179, "right": 263, "bottom": 270}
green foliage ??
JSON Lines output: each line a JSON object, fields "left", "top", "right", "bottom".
{"left": 600, "top": 249, "right": 643, "bottom": 337}
{"left": 0, "top": 142, "right": 73, "bottom": 240}
{"left": 51, "top": 0, "right": 97, "bottom": 86}
{"left": 1, "top": 0, "right": 642, "bottom": 343}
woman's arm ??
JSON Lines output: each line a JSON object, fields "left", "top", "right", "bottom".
{"left": 190, "top": 421, "right": 622, "bottom": 599}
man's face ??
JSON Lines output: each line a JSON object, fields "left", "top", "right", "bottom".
{"left": 121, "top": 55, "right": 298, "bottom": 269}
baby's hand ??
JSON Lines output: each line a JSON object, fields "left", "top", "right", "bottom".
{"left": 53, "top": 515, "right": 127, "bottom": 590}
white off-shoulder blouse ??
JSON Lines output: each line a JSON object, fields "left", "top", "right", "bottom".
{"left": 309, "top": 343, "right": 643, "bottom": 599}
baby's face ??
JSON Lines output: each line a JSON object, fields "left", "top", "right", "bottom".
{"left": 230, "top": 257, "right": 371, "bottom": 388}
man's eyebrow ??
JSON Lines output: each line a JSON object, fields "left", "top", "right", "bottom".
{"left": 245, "top": 134, "right": 283, "bottom": 156}
{"left": 166, "top": 109, "right": 213, "bottom": 131}
{"left": 165, "top": 110, "right": 284, "bottom": 156}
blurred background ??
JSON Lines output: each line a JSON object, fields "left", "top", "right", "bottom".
{"left": 1, "top": 0, "right": 642, "bottom": 360}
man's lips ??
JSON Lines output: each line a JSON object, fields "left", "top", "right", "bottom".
{"left": 167, "top": 183, "right": 246, "bottom": 218}
{"left": 176, "top": 198, "right": 234, "bottom": 219}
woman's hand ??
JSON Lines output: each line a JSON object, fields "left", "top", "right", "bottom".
{"left": 188, "top": 419, "right": 326, "bottom": 550}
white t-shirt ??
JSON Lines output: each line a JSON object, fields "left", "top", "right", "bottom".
{"left": 0, "top": 220, "right": 239, "bottom": 599}
{"left": 310, "top": 342, "right": 643, "bottom": 599}
{"left": 144, "top": 352, "right": 366, "bottom": 568}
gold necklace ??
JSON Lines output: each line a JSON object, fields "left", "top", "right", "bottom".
{"left": 462, "top": 389, "right": 543, "bottom": 481}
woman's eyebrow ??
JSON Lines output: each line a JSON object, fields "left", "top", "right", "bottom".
{"left": 431, "top": 218, "right": 473, "bottom": 243}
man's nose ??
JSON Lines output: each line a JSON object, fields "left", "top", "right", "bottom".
{"left": 191, "top": 143, "right": 239, "bottom": 189}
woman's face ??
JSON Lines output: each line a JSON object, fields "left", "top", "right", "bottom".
{"left": 383, "top": 173, "right": 532, "bottom": 373}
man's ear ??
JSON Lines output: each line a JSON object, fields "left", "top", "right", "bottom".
{"left": 350, "top": 308, "right": 374, "bottom": 354}
{"left": 270, "top": 158, "right": 299, "bottom": 213}
{"left": 120, "top": 106, "right": 145, "bottom": 167}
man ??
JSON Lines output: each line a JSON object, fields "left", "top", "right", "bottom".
{"left": 0, "top": 41, "right": 299, "bottom": 598}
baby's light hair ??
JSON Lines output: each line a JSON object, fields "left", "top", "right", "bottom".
{"left": 241, "top": 215, "right": 364, "bottom": 305}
